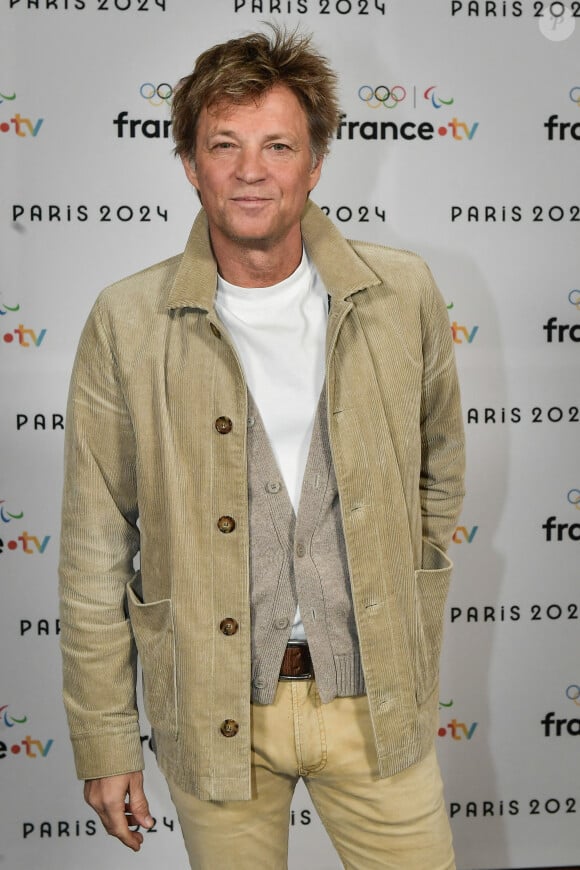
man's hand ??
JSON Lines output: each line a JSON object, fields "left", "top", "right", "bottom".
{"left": 84, "top": 771, "right": 153, "bottom": 852}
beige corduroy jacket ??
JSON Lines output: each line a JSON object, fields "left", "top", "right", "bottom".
{"left": 59, "top": 201, "right": 465, "bottom": 800}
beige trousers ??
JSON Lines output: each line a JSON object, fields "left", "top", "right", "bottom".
{"left": 167, "top": 680, "right": 455, "bottom": 870}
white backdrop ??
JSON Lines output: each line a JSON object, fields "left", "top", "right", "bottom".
{"left": 2, "top": 1, "right": 579, "bottom": 868}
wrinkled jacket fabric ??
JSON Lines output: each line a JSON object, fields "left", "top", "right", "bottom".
{"left": 59, "top": 201, "right": 465, "bottom": 800}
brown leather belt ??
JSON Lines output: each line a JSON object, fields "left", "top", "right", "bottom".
{"left": 279, "top": 641, "right": 314, "bottom": 680}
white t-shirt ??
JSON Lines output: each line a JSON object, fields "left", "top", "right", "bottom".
{"left": 216, "top": 250, "right": 328, "bottom": 639}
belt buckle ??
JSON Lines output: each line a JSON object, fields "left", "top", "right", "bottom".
{"left": 279, "top": 640, "right": 313, "bottom": 681}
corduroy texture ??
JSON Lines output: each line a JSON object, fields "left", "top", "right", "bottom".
{"left": 59, "top": 201, "right": 465, "bottom": 800}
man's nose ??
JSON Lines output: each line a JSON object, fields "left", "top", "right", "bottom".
{"left": 235, "top": 147, "right": 267, "bottom": 182}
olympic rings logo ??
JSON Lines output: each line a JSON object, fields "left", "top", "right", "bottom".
{"left": 567, "top": 489, "right": 580, "bottom": 509}
{"left": 570, "top": 87, "right": 580, "bottom": 106}
{"left": 358, "top": 85, "right": 407, "bottom": 109}
{"left": 566, "top": 685, "right": 580, "bottom": 705}
{"left": 140, "top": 82, "right": 173, "bottom": 107}
{"left": 569, "top": 289, "right": 580, "bottom": 309}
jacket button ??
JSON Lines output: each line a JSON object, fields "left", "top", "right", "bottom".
{"left": 220, "top": 617, "right": 239, "bottom": 636}
{"left": 210, "top": 323, "right": 221, "bottom": 339}
{"left": 215, "top": 416, "right": 233, "bottom": 434}
{"left": 217, "top": 516, "right": 236, "bottom": 534}
{"left": 220, "top": 719, "right": 239, "bottom": 738}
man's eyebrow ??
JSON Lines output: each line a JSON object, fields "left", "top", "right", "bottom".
{"left": 205, "top": 128, "right": 297, "bottom": 141}
{"left": 206, "top": 128, "right": 238, "bottom": 138}
{"left": 263, "top": 132, "right": 296, "bottom": 142}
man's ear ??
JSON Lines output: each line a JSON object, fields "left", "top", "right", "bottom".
{"left": 308, "top": 155, "right": 323, "bottom": 193}
{"left": 181, "top": 154, "right": 199, "bottom": 192}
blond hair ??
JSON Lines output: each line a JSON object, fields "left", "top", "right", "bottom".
{"left": 172, "top": 26, "right": 339, "bottom": 163}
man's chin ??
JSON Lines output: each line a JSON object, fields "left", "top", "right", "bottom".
{"left": 219, "top": 223, "right": 284, "bottom": 250}
{"left": 228, "top": 234, "right": 276, "bottom": 250}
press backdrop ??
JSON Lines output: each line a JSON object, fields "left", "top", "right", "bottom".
{"left": 2, "top": 1, "right": 579, "bottom": 868}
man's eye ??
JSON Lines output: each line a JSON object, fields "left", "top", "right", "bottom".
{"left": 270, "top": 143, "right": 289, "bottom": 151}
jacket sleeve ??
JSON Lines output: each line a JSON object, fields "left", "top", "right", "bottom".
{"left": 419, "top": 268, "right": 466, "bottom": 554}
{"left": 59, "top": 297, "right": 144, "bottom": 780}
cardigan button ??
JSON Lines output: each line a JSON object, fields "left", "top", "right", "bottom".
{"left": 266, "top": 481, "right": 281, "bottom": 494}
{"left": 220, "top": 719, "right": 239, "bottom": 738}
{"left": 215, "top": 416, "right": 233, "bottom": 434}
{"left": 220, "top": 617, "right": 239, "bottom": 636}
{"left": 217, "top": 516, "right": 236, "bottom": 534}
{"left": 295, "top": 542, "right": 306, "bottom": 558}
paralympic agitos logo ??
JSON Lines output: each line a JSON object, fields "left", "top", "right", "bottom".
{"left": 337, "top": 84, "right": 479, "bottom": 143}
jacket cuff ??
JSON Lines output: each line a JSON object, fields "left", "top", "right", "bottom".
{"left": 71, "top": 730, "right": 145, "bottom": 781}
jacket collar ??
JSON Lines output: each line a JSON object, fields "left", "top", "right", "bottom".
{"left": 167, "top": 199, "right": 381, "bottom": 311}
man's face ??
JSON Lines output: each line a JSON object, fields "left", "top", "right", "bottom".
{"left": 181, "top": 85, "right": 322, "bottom": 253}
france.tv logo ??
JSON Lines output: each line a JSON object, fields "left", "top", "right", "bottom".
{"left": 543, "top": 87, "right": 580, "bottom": 141}
{"left": 452, "top": 524, "right": 478, "bottom": 544}
{"left": 450, "top": 322, "right": 479, "bottom": 344}
{"left": 438, "top": 699, "right": 478, "bottom": 741}
{"left": 113, "top": 82, "right": 172, "bottom": 140}
{"left": 0, "top": 705, "right": 54, "bottom": 759}
{"left": 0, "top": 500, "right": 50, "bottom": 555}
{"left": 542, "top": 489, "right": 580, "bottom": 542}
{"left": 350, "top": 83, "right": 479, "bottom": 142}
{"left": 541, "top": 686, "right": 580, "bottom": 738}
{"left": 0, "top": 91, "right": 44, "bottom": 138}
{"left": 1, "top": 297, "right": 46, "bottom": 348}
{"left": 542, "top": 289, "right": 580, "bottom": 343}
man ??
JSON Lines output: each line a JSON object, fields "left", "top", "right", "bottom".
{"left": 59, "top": 26, "right": 465, "bottom": 870}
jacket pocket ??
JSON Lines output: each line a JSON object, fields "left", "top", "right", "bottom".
{"left": 414, "top": 539, "right": 453, "bottom": 705}
{"left": 126, "top": 573, "right": 177, "bottom": 739}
